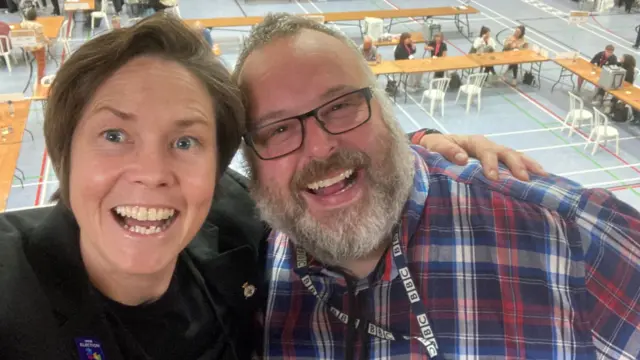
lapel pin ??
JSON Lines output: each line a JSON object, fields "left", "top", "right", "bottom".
{"left": 242, "top": 282, "right": 256, "bottom": 299}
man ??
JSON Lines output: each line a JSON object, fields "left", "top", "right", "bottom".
{"left": 234, "top": 13, "right": 640, "bottom": 359}
{"left": 578, "top": 44, "right": 617, "bottom": 92}
{"left": 359, "top": 35, "right": 380, "bottom": 63}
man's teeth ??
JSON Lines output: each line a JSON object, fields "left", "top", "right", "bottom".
{"left": 114, "top": 206, "right": 175, "bottom": 221}
{"left": 307, "top": 169, "right": 354, "bottom": 190}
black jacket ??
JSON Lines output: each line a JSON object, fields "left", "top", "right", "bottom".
{"left": 394, "top": 43, "right": 416, "bottom": 60}
{"left": 590, "top": 51, "right": 618, "bottom": 67}
{"left": 0, "top": 169, "right": 267, "bottom": 360}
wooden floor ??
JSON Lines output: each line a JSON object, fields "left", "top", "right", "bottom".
{"left": 0, "top": 100, "right": 30, "bottom": 212}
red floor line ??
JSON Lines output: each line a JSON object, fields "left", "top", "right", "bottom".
{"left": 590, "top": 15, "right": 621, "bottom": 39}
{"left": 607, "top": 183, "right": 640, "bottom": 192}
{"left": 33, "top": 150, "right": 48, "bottom": 206}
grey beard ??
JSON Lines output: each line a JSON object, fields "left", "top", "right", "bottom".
{"left": 250, "top": 119, "right": 415, "bottom": 267}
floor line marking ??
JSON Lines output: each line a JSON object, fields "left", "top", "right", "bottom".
{"left": 517, "top": 135, "right": 640, "bottom": 152}
{"left": 585, "top": 177, "right": 640, "bottom": 188}
{"left": 517, "top": 0, "right": 637, "bottom": 52}
{"left": 558, "top": 162, "right": 640, "bottom": 177}
{"left": 485, "top": 126, "right": 568, "bottom": 137}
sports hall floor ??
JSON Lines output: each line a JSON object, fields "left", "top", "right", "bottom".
{"left": 1, "top": 0, "right": 639, "bottom": 212}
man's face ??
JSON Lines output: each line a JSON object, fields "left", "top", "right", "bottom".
{"left": 239, "top": 29, "right": 414, "bottom": 266}
{"left": 605, "top": 48, "right": 614, "bottom": 57}
{"left": 363, "top": 38, "right": 372, "bottom": 50}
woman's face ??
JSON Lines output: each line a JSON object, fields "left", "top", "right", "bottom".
{"left": 514, "top": 28, "right": 521, "bottom": 38}
{"left": 69, "top": 56, "right": 218, "bottom": 276}
{"left": 434, "top": 35, "right": 442, "bottom": 43}
{"left": 404, "top": 36, "right": 412, "bottom": 45}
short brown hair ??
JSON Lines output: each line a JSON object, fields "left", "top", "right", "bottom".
{"left": 45, "top": 14, "right": 245, "bottom": 207}
{"left": 606, "top": 44, "right": 615, "bottom": 51}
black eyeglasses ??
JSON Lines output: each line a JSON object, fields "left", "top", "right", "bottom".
{"left": 243, "top": 87, "right": 373, "bottom": 160}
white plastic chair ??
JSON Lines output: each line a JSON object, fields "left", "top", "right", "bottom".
{"left": 56, "top": 19, "right": 74, "bottom": 56}
{"left": 0, "top": 35, "right": 12, "bottom": 73}
{"left": 585, "top": 108, "right": 619, "bottom": 155}
{"left": 420, "top": 77, "right": 450, "bottom": 117}
{"left": 455, "top": 73, "right": 487, "bottom": 114}
{"left": 563, "top": 91, "right": 593, "bottom": 137}
{"left": 91, "top": 0, "right": 111, "bottom": 36}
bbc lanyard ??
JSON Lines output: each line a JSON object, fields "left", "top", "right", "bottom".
{"left": 294, "top": 224, "right": 440, "bottom": 359}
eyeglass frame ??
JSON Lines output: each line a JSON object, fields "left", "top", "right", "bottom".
{"left": 242, "top": 87, "right": 374, "bottom": 160}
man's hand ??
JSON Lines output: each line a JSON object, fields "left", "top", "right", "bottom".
{"left": 420, "top": 134, "right": 547, "bottom": 181}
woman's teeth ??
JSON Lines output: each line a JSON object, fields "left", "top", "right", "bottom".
{"left": 113, "top": 206, "right": 177, "bottom": 235}
{"left": 124, "top": 224, "right": 165, "bottom": 235}
{"left": 114, "top": 206, "right": 175, "bottom": 221}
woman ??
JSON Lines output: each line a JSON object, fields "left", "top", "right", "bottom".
{"left": 394, "top": 32, "right": 422, "bottom": 90}
{"left": 0, "top": 15, "right": 261, "bottom": 360}
{"left": 20, "top": 7, "right": 50, "bottom": 84}
{"left": 0, "top": 14, "right": 545, "bottom": 360}
{"left": 502, "top": 25, "right": 528, "bottom": 85}
{"left": 472, "top": 26, "right": 497, "bottom": 76}
{"left": 425, "top": 32, "right": 447, "bottom": 78}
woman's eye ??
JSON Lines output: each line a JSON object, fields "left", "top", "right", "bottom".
{"left": 103, "top": 129, "right": 125, "bottom": 143}
{"left": 174, "top": 136, "right": 199, "bottom": 150}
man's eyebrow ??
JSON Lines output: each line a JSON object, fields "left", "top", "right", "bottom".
{"left": 254, "top": 84, "right": 359, "bottom": 126}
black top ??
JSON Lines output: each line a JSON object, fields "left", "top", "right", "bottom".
{"left": 0, "top": 169, "right": 266, "bottom": 360}
{"left": 100, "top": 258, "right": 221, "bottom": 360}
{"left": 591, "top": 51, "right": 618, "bottom": 67}
{"left": 427, "top": 41, "right": 447, "bottom": 57}
{"left": 394, "top": 43, "right": 416, "bottom": 60}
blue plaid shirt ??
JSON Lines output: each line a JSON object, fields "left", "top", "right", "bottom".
{"left": 262, "top": 146, "right": 640, "bottom": 360}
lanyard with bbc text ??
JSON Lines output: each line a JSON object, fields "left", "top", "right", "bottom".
{"left": 294, "top": 223, "right": 440, "bottom": 359}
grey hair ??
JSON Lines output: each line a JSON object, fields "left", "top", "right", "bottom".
{"left": 232, "top": 12, "right": 374, "bottom": 88}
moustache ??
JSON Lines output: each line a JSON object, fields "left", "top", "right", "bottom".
{"left": 291, "top": 149, "right": 371, "bottom": 190}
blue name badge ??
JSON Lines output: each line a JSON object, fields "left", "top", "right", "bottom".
{"left": 75, "top": 337, "right": 106, "bottom": 360}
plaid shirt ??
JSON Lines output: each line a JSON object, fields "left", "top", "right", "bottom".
{"left": 262, "top": 146, "right": 640, "bottom": 360}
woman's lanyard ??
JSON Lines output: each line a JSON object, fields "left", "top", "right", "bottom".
{"left": 404, "top": 44, "right": 413, "bottom": 57}
{"left": 294, "top": 224, "right": 440, "bottom": 359}
{"left": 434, "top": 43, "right": 441, "bottom": 56}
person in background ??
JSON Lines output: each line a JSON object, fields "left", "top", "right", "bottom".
{"left": 502, "top": 25, "right": 527, "bottom": 85}
{"left": 624, "top": 0, "right": 633, "bottom": 13}
{"left": 359, "top": 35, "right": 380, "bottom": 63}
{"left": 577, "top": 44, "right": 616, "bottom": 92}
{"left": 20, "top": 8, "right": 50, "bottom": 84}
{"left": 394, "top": 32, "right": 422, "bottom": 90}
{"left": 633, "top": 26, "right": 640, "bottom": 49}
{"left": 472, "top": 26, "right": 497, "bottom": 76}
{"left": 424, "top": 32, "right": 447, "bottom": 78}
{"left": 40, "top": 0, "right": 61, "bottom": 15}
{"left": 604, "top": 54, "right": 639, "bottom": 123}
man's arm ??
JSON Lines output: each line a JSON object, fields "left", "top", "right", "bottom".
{"left": 576, "top": 189, "right": 640, "bottom": 359}
{"left": 590, "top": 51, "right": 602, "bottom": 64}
{"left": 407, "top": 129, "right": 546, "bottom": 181}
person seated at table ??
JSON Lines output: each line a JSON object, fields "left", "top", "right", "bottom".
{"left": 20, "top": 8, "right": 50, "bottom": 85}
{"left": 472, "top": 26, "right": 497, "bottom": 76}
{"left": 577, "top": 44, "right": 616, "bottom": 92}
{"left": 0, "top": 21, "right": 10, "bottom": 67}
{"left": 502, "top": 25, "right": 528, "bottom": 85}
{"left": 424, "top": 32, "right": 447, "bottom": 78}
{"left": 600, "top": 54, "right": 639, "bottom": 123}
{"left": 395, "top": 32, "right": 422, "bottom": 90}
{"left": 359, "top": 35, "right": 381, "bottom": 63}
